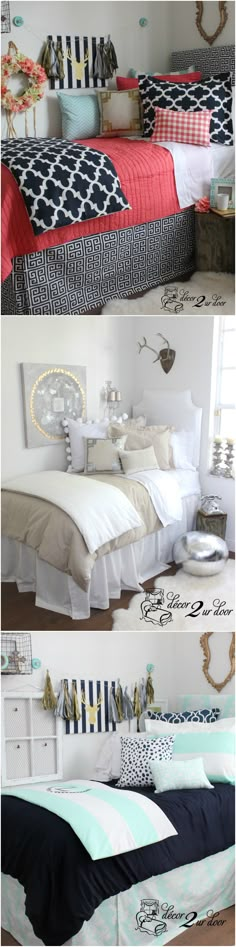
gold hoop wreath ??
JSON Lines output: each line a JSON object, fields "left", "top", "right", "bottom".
{"left": 1, "top": 41, "right": 46, "bottom": 137}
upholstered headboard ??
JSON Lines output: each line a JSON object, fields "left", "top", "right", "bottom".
{"left": 132, "top": 389, "right": 202, "bottom": 469}
{"left": 171, "top": 44, "right": 235, "bottom": 84}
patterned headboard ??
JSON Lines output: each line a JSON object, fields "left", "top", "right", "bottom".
{"left": 171, "top": 44, "right": 235, "bottom": 84}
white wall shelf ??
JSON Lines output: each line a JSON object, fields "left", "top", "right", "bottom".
{"left": 1, "top": 691, "right": 63, "bottom": 786}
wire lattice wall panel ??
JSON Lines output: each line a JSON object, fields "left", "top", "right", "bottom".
{"left": 1, "top": 634, "right": 32, "bottom": 675}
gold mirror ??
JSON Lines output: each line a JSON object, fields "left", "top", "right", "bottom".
{"left": 200, "top": 632, "right": 235, "bottom": 692}
{"left": 196, "top": 2, "right": 228, "bottom": 45}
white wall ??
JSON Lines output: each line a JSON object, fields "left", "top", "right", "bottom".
{"left": 169, "top": 0, "right": 235, "bottom": 51}
{"left": 1, "top": 0, "right": 165, "bottom": 138}
{"left": 1, "top": 316, "right": 134, "bottom": 477}
{"left": 2, "top": 631, "right": 234, "bottom": 780}
{"left": 132, "top": 316, "right": 235, "bottom": 550}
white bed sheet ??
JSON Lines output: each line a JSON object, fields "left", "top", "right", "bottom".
{"left": 2, "top": 481, "right": 200, "bottom": 620}
{"left": 158, "top": 141, "right": 235, "bottom": 208}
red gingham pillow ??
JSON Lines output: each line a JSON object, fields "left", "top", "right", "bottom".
{"left": 152, "top": 106, "right": 212, "bottom": 146}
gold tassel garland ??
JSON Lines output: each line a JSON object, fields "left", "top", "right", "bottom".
{"left": 72, "top": 680, "right": 81, "bottom": 721}
{"left": 146, "top": 672, "right": 155, "bottom": 705}
{"left": 42, "top": 670, "right": 57, "bottom": 711}
{"left": 133, "top": 683, "right": 141, "bottom": 719}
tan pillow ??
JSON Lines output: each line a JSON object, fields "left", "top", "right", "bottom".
{"left": 85, "top": 436, "right": 126, "bottom": 473}
{"left": 98, "top": 89, "right": 142, "bottom": 137}
{"left": 119, "top": 445, "right": 159, "bottom": 475}
{"left": 125, "top": 427, "right": 171, "bottom": 470}
{"left": 108, "top": 417, "right": 146, "bottom": 438}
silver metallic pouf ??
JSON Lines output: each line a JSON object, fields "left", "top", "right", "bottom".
{"left": 173, "top": 531, "right": 228, "bottom": 576}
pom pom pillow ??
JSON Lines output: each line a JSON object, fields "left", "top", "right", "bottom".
{"left": 138, "top": 72, "right": 233, "bottom": 144}
{"left": 63, "top": 418, "right": 110, "bottom": 472}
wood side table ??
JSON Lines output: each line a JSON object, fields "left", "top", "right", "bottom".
{"left": 196, "top": 509, "right": 227, "bottom": 540}
{"left": 195, "top": 211, "right": 235, "bottom": 273}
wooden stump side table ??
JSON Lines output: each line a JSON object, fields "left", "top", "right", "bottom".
{"left": 195, "top": 211, "right": 235, "bottom": 273}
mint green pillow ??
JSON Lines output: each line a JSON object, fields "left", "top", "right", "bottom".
{"left": 150, "top": 758, "right": 213, "bottom": 793}
{"left": 57, "top": 92, "right": 100, "bottom": 140}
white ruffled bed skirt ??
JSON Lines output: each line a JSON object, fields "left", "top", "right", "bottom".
{"left": 1, "top": 494, "right": 199, "bottom": 620}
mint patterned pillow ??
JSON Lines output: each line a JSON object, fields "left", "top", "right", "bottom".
{"left": 57, "top": 92, "right": 100, "bottom": 139}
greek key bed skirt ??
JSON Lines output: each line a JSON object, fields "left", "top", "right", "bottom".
{"left": 2, "top": 207, "right": 195, "bottom": 315}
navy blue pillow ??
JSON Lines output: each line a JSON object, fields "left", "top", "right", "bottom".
{"left": 138, "top": 72, "right": 233, "bottom": 145}
{"left": 146, "top": 709, "right": 221, "bottom": 724}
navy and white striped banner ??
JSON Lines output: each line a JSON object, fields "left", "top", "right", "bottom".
{"left": 65, "top": 679, "right": 117, "bottom": 734}
{"left": 48, "top": 35, "right": 108, "bottom": 89}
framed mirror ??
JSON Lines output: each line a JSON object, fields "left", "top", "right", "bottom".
{"left": 196, "top": 2, "right": 228, "bottom": 46}
{"left": 200, "top": 632, "right": 235, "bottom": 692}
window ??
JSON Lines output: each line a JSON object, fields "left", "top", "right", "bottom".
{"left": 211, "top": 317, "right": 235, "bottom": 477}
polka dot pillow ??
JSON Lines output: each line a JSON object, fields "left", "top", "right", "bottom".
{"left": 116, "top": 735, "right": 175, "bottom": 788}
{"left": 146, "top": 708, "right": 221, "bottom": 724}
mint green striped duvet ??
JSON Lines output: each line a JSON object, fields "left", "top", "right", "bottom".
{"left": 2, "top": 780, "right": 177, "bottom": 860}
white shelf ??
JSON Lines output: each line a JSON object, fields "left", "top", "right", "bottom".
{"left": 1, "top": 692, "right": 63, "bottom": 786}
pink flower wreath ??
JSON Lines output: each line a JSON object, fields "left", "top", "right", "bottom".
{"left": 1, "top": 49, "right": 46, "bottom": 113}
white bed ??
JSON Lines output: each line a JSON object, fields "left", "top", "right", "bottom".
{"left": 2, "top": 390, "right": 202, "bottom": 621}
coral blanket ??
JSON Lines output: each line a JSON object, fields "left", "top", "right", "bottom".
{"left": 1, "top": 138, "right": 179, "bottom": 282}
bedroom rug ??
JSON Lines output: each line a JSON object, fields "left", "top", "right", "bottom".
{"left": 102, "top": 271, "right": 235, "bottom": 315}
{"left": 112, "top": 559, "right": 235, "bottom": 631}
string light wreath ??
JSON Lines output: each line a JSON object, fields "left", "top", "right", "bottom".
{"left": 1, "top": 42, "right": 46, "bottom": 137}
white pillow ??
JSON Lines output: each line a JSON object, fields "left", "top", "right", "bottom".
{"left": 170, "top": 430, "right": 195, "bottom": 470}
{"left": 63, "top": 417, "right": 109, "bottom": 471}
{"left": 119, "top": 445, "right": 158, "bottom": 474}
{"left": 145, "top": 717, "right": 235, "bottom": 734}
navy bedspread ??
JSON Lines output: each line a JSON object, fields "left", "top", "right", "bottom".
{"left": 1, "top": 783, "right": 234, "bottom": 945}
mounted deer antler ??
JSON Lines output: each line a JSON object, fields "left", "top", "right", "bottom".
{"left": 81, "top": 690, "right": 102, "bottom": 725}
{"left": 66, "top": 48, "right": 89, "bottom": 81}
{"left": 137, "top": 334, "right": 176, "bottom": 374}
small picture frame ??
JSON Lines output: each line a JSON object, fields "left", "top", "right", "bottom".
{"left": 210, "top": 176, "right": 235, "bottom": 211}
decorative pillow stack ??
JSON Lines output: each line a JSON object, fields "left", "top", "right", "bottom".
{"left": 145, "top": 717, "right": 235, "bottom": 783}
{"left": 122, "top": 426, "right": 173, "bottom": 470}
{"left": 138, "top": 72, "right": 234, "bottom": 144}
{"left": 116, "top": 734, "right": 175, "bottom": 788}
{"left": 152, "top": 106, "right": 212, "bottom": 147}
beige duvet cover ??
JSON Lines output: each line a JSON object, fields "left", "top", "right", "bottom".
{"left": 1, "top": 474, "right": 161, "bottom": 591}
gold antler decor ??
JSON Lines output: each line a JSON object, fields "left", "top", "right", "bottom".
{"left": 137, "top": 333, "right": 176, "bottom": 374}
{"left": 81, "top": 690, "right": 102, "bottom": 725}
{"left": 200, "top": 632, "right": 235, "bottom": 692}
{"left": 66, "top": 48, "right": 89, "bottom": 81}
{"left": 196, "top": 2, "right": 228, "bottom": 46}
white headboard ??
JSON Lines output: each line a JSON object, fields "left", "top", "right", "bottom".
{"left": 132, "top": 390, "right": 202, "bottom": 469}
